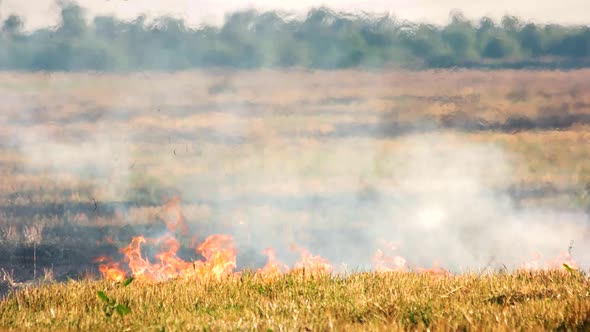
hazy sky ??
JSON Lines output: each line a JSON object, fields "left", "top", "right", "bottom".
{"left": 2, "top": 0, "right": 589, "bottom": 30}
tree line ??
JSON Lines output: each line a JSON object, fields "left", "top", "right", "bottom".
{"left": 1, "top": 3, "right": 590, "bottom": 71}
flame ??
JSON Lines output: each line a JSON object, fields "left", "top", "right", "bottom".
{"left": 119, "top": 236, "right": 157, "bottom": 283}
{"left": 372, "top": 248, "right": 449, "bottom": 276}
{"left": 94, "top": 199, "right": 237, "bottom": 283}
{"left": 105, "top": 234, "right": 238, "bottom": 283}
{"left": 164, "top": 196, "right": 188, "bottom": 235}
{"left": 93, "top": 256, "right": 126, "bottom": 283}
{"left": 94, "top": 199, "right": 584, "bottom": 283}
{"left": 520, "top": 252, "right": 577, "bottom": 272}
{"left": 546, "top": 252, "right": 578, "bottom": 270}
{"left": 257, "top": 248, "right": 289, "bottom": 280}
{"left": 193, "top": 234, "right": 237, "bottom": 280}
{"left": 416, "top": 261, "right": 451, "bottom": 277}
{"left": 153, "top": 235, "right": 194, "bottom": 280}
{"left": 293, "top": 247, "right": 332, "bottom": 278}
{"left": 520, "top": 252, "right": 542, "bottom": 271}
{"left": 372, "top": 249, "right": 407, "bottom": 273}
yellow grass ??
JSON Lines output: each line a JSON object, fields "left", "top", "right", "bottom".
{"left": 1, "top": 271, "right": 589, "bottom": 331}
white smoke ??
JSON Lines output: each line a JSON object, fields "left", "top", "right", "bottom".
{"left": 7, "top": 73, "right": 590, "bottom": 275}
{"left": 226, "top": 132, "right": 590, "bottom": 273}
{"left": 16, "top": 123, "right": 132, "bottom": 201}
{"left": 375, "top": 133, "right": 590, "bottom": 271}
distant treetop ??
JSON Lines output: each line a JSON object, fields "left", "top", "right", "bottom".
{"left": 1, "top": 3, "right": 590, "bottom": 71}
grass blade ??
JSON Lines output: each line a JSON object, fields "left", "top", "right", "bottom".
{"left": 97, "top": 291, "right": 109, "bottom": 303}
{"left": 115, "top": 304, "right": 131, "bottom": 317}
{"left": 122, "top": 277, "right": 134, "bottom": 287}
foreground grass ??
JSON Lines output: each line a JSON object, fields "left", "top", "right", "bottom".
{"left": 1, "top": 271, "right": 590, "bottom": 331}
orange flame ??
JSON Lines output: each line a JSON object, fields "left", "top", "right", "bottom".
{"left": 520, "top": 252, "right": 542, "bottom": 271}
{"left": 416, "top": 261, "right": 451, "bottom": 277}
{"left": 94, "top": 199, "right": 583, "bottom": 283}
{"left": 93, "top": 256, "right": 126, "bottom": 283}
{"left": 520, "top": 252, "right": 577, "bottom": 272}
{"left": 119, "top": 236, "right": 157, "bottom": 283}
{"left": 372, "top": 249, "right": 408, "bottom": 273}
{"left": 164, "top": 196, "right": 188, "bottom": 235}
{"left": 257, "top": 248, "right": 289, "bottom": 280}
{"left": 193, "top": 234, "right": 237, "bottom": 280}
{"left": 101, "top": 233, "right": 238, "bottom": 283}
{"left": 293, "top": 247, "right": 332, "bottom": 278}
{"left": 372, "top": 247, "right": 450, "bottom": 276}
{"left": 546, "top": 252, "right": 578, "bottom": 270}
{"left": 153, "top": 235, "right": 193, "bottom": 280}
{"left": 95, "top": 199, "right": 238, "bottom": 283}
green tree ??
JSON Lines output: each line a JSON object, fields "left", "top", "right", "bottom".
{"left": 442, "top": 11, "right": 477, "bottom": 61}
{"left": 519, "top": 23, "right": 544, "bottom": 56}
{"left": 482, "top": 36, "right": 515, "bottom": 58}
{"left": 2, "top": 15, "right": 23, "bottom": 37}
{"left": 57, "top": 2, "right": 87, "bottom": 39}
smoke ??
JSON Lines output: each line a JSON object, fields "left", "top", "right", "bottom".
{"left": 211, "top": 132, "right": 590, "bottom": 273}
{"left": 15, "top": 123, "right": 132, "bottom": 201}
{"left": 4, "top": 71, "right": 590, "bottom": 280}
{"left": 366, "top": 134, "right": 589, "bottom": 271}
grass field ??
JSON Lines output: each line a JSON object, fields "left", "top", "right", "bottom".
{"left": 1, "top": 69, "right": 590, "bottom": 330}
{"left": 1, "top": 271, "right": 589, "bottom": 330}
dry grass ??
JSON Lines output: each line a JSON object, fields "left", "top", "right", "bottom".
{"left": 2, "top": 69, "right": 590, "bottom": 202}
{"left": 1, "top": 271, "right": 589, "bottom": 331}
{"left": 1, "top": 70, "right": 590, "bottom": 329}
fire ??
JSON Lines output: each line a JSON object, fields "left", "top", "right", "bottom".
{"left": 373, "top": 249, "right": 407, "bottom": 273}
{"left": 94, "top": 199, "right": 583, "bottom": 283}
{"left": 193, "top": 234, "right": 237, "bottom": 280}
{"left": 521, "top": 252, "right": 542, "bottom": 271}
{"left": 95, "top": 196, "right": 239, "bottom": 283}
{"left": 119, "top": 236, "right": 157, "bottom": 283}
{"left": 293, "top": 247, "right": 333, "bottom": 278}
{"left": 164, "top": 196, "right": 189, "bottom": 235}
{"left": 546, "top": 252, "right": 578, "bottom": 270}
{"left": 372, "top": 249, "right": 449, "bottom": 276}
{"left": 257, "top": 248, "right": 289, "bottom": 280}
{"left": 416, "top": 261, "right": 451, "bottom": 277}
{"left": 520, "top": 252, "right": 577, "bottom": 272}
{"left": 153, "top": 235, "right": 193, "bottom": 280}
{"left": 96, "top": 232, "right": 237, "bottom": 283}
{"left": 93, "top": 256, "right": 126, "bottom": 283}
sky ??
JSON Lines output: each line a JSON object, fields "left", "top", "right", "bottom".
{"left": 1, "top": 0, "right": 589, "bottom": 30}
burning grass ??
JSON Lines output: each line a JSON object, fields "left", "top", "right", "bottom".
{"left": 2, "top": 69, "right": 590, "bottom": 329}
{"left": 1, "top": 271, "right": 589, "bottom": 330}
